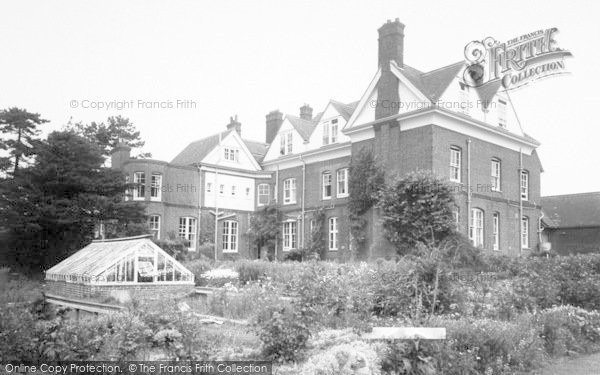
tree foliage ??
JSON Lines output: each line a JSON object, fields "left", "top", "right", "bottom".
{"left": 377, "top": 171, "right": 456, "bottom": 255}
{"left": 65, "top": 115, "right": 150, "bottom": 158}
{"left": 348, "top": 149, "right": 384, "bottom": 256}
{"left": 0, "top": 130, "right": 147, "bottom": 273}
{"left": 248, "top": 205, "right": 281, "bottom": 259}
{"left": 0, "top": 107, "right": 48, "bottom": 175}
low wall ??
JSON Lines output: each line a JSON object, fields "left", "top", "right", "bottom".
{"left": 45, "top": 280, "right": 194, "bottom": 301}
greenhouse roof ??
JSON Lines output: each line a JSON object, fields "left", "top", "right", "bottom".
{"left": 45, "top": 235, "right": 194, "bottom": 284}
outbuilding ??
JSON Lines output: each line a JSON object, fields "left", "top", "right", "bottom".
{"left": 45, "top": 235, "right": 195, "bottom": 300}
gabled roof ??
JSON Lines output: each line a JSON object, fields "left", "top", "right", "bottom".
{"left": 286, "top": 115, "right": 317, "bottom": 141}
{"left": 541, "top": 192, "right": 600, "bottom": 228}
{"left": 330, "top": 100, "right": 360, "bottom": 121}
{"left": 171, "top": 129, "right": 267, "bottom": 166}
{"left": 402, "top": 62, "right": 465, "bottom": 102}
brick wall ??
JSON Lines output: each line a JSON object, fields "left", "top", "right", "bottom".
{"left": 45, "top": 281, "right": 194, "bottom": 300}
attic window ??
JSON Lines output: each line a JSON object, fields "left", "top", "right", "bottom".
{"left": 280, "top": 132, "right": 293, "bottom": 155}
{"left": 498, "top": 99, "right": 507, "bottom": 128}
{"left": 224, "top": 147, "right": 239, "bottom": 162}
{"left": 322, "top": 118, "right": 339, "bottom": 145}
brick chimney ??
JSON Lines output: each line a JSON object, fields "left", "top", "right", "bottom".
{"left": 265, "top": 110, "right": 283, "bottom": 144}
{"left": 378, "top": 18, "right": 405, "bottom": 69}
{"left": 227, "top": 115, "right": 241, "bottom": 135}
{"left": 110, "top": 141, "right": 131, "bottom": 170}
{"left": 376, "top": 18, "right": 405, "bottom": 119}
{"left": 299, "top": 104, "right": 313, "bottom": 121}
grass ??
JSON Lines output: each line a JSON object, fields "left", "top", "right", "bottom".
{"left": 526, "top": 352, "right": 600, "bottom": 375}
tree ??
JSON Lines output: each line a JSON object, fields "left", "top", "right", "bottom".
{"left": 348, "top": 148, "right": 384, "bottom": 257}
{"left": 0, "top": 108, "right": 48, "bottom": 175}
{"left": 248, "top": 205, "right": 281, "bottom": 259}
{"left": 65, "top": 115, "right": 151, "bottom": 158}
{"left": 0, "top": 130, "right": 147, "bottom": 273}
{"left": 377, "top": 171, "right": 456, "bottom": 255}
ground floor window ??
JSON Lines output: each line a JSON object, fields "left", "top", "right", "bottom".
{"left": 329, "top": 217, "right": 338, "bottom": 250}
{"left": 469, "top": 208, "right": 484, "bottom": 247}
{"left": 283, "top": 221, "right": 297, "bottom": 250}
{"left": 178, "top": 217, "right": 197, "bottom": 251}
{"left": 492, "top": 212, "right": 499, "bottom": 251}
{"left": 222, "top": 220, "right": 238, "bottom": 252}
{"left": 149, "top": 215, "right": 160, "bottom": 239}
{"left": 521, "top": 217, "right": 529, "bottom": 248}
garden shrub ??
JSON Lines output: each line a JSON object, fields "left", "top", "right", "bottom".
{"left": 300, "top": 340, "right": 380, "bottom": 375}
{"left": 255, "top": 305, "right": 312, "bottom": 363}
{"left": 235, "top": 260, "right": 269, "bottom": 284}
{"left": 182, "top": 258, "right": 213, "bottom": 286}
{"left": 537, "top": 306, "right": 600, "bottom": 356}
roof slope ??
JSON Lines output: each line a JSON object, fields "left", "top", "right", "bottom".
{"left": 46, "top": 236, "right": 150, "bottom": 277}
{"left": 286, "top": 115, "right": 318, "bottom": 141}
{"left": 403, "top": 62, "right": 464, "bottom": 102}
{"left": 541, "top": 192, "right": 600, "bottom": 228}
{"left": 171, "top": 130, "right": 268, "bottom": 166}
{"left": 330, "top": 100, "right": 360, "bottom": 121}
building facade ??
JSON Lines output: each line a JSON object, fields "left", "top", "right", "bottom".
{"left": 113, "top": 19, "right": 544, "bottom": 260}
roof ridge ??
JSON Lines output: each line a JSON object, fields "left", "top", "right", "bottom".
{"left": 420, "top": 61, "right": 464, "bottom": 76}
{"left": 92, "top": 234, "right": 154, "bottom": 243}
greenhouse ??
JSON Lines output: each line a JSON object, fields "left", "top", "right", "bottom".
{"left": 45, "top": 235, "right": 194, "bottom": 299}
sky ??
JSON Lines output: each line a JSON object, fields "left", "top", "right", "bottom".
{"left": 1, "top": 0, "right": 598, "bottom": 196}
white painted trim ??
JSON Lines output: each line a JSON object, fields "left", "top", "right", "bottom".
{"left": 199, "top": 166, "right": 272, "bottom": 179}
{"left": 390, "top": 61, "right": 430, "bottom": 102}
{"left": 262, "top": 143, "right": 351, "bottom": 171}
{"left": 344, "top": 67, "right": 382, "bottom": 130}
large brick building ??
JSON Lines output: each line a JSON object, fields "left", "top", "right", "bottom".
{"left": 113, "top": 19, "right": 543, "bottom": 260}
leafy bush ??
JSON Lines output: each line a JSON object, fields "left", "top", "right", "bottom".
{"left": 537, "top": 306, "right": 600, "bottom": 356}
{"left": 182, "top": 258, "right": 213, "bottom": 286}
{"left": 255, "top": 305, "right": 312, "bottom": 363}
{"left": 300, "top": 340, "right": 380, "bottom": 375}
{"left": 377, "top": 171, "right": 456, "bottom": 255}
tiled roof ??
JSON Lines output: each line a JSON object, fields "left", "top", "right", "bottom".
{"left": 541, "top": 192, "right": 600, "bottom": 228}
{"left": 330, "top": 100, "right": 360, "bottom": 121}
{"left": 171, "top": 130, "right": 267, "bottom": 166}
{"left": 286, "top": 115, "right": 318, "bottom": 141}
{"left": 403, "top": 62, "right": 465, "bottom": 102}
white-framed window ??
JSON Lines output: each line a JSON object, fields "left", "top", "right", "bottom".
{"left": 206, "top": 182, "right": 212, "bottom": 193}
{"left": 337, "top": 168, "right": 349, "bottom": 197}
{"left": 469, "top": 208, "right": 484, "bottom": 247}
{"left": 492, "top": 212, "right": 500, "bottom": 251}
{"left": 231, "top": 186, "right": 236, "bottom": 196}
{"left": 520, "top": 170, "right": 529, "bottom": 201}
{"left": 329, "top": 217, "right": 338, "bottom": 251}
{"left": 178, "top": 217, "right": 197, "bottom": 251}
{"left": 453, "top": 209, "right": 460, "bottom": 231}
{"left": 521, "top": 217, "right": 529, "bottom": 249}
{"left": 219, "top": 184, "right": 225, "bottom": 195}
{"left": 322, "top": 118, "right": 339, "bottom": 145}
{"left": 449, "top": 147, "right": 461, "bottom": 182}
{"left": 133, "top": 172, "right": 145, "bottom": 200}
{"left": 150, "top": 173, "right": 162, "bottom": 201}
{"left": 222, "top": 220, "right": 238, "bottom": 252}
{"left": 124, "top": 175, "right": 130, "bottom": 201}
{"left": 280, "top": 132, "right": 293, "bottom": 155}
{"left": 258, "top": 184, "right": 270, "bottom": 206}
{"left": 283, "top": 178, "right": 296, "bottom": 204}
{"left": 491, "top": 159, "right": 501, "bottom": 191}
{"left": 498, "top": 99, "right": 507, "bottom": 128}
{"left": 283, "top": 221, "right": 297, "bottom": 250}
{"left": 149, "top": 215, "right": 160, "bottom": 239}
{"left": 224, "top": 147, "right": 239, "bottom": 162}
{"left": 459, "top": 82, "right": 470, "bottom": 115}
{"left": 322, "top": 172, "right": 332, "bottom": 199}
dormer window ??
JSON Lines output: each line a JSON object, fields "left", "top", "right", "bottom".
{"left": 459, "top": 82, "right": 470, "bottom": 116}
{"left": 498, "top": 99, "right": 507, "bottom": 128}
{"left": 322, "top": 118, "right": 339, "bottom": 145}
{"left": 224, "top": 147, "right": 239, "bottom": 162}
{"left": 280, "top": 132, "right": 293, "bottom": 155}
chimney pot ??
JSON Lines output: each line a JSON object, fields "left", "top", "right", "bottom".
{"left": 299, "top": 104, "right": 313, "bottom": 121}
{"left": 226, "top": 115, "right": 242, "bottom": 135}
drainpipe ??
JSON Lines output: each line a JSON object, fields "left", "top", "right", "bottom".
{"left": 519, "top": 148, "right": 524, "bottom": 257}
{"left": 275, "top": 165, "right": 279, "bottom": 260}
{"left": 197, "top": 165, "right": 202, "bottom": 254}
{"left": 466, "top": 138, "right": 472, "bottom": 240}
{"left": 300, "top": 155, "right": 306, "bottom": 249}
